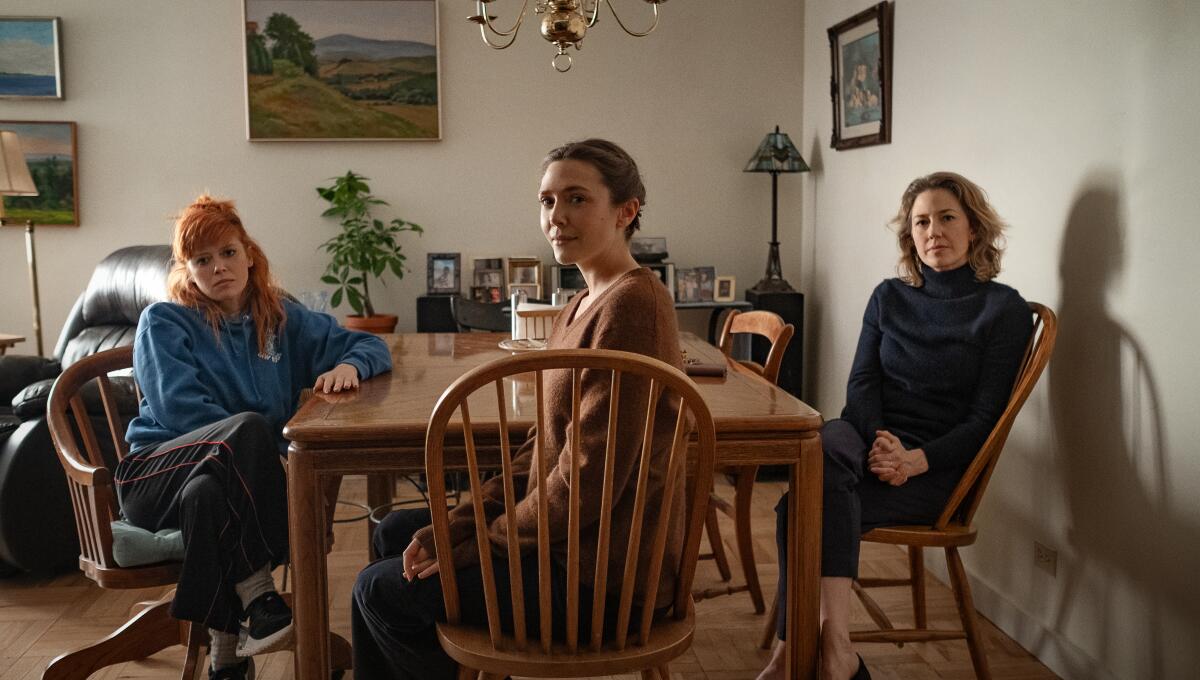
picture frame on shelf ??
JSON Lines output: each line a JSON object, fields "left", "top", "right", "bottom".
{"left": 828, "top": 1, "right": 892, "bottom": 150}
{"left": 471, "top": 286, "right": 503, "bottom": 303}
{"left": 506, "top": 256, "right": 541, "bottom": 298}
{"left": 426, "top": 252, "right": 460, "bottom": 294}
{"left": 550, "top": 264, "right": 587, "bottom": 293}
{"left": 676, "top": 266, "right": 716, "bottom": 303}
{"left": 0, "top": 120, "right": 79, "bottom": 225}
{"left": 0, "top": 18, "right": 63, "bottom": 99}
{"left": 473, "top": 256, "right": 504, "bottom": 289}
{"left": 642, "top": 262, "right": 675, "bottom": 300}
{"left": 241, "top": 0, "right": 441, "bottom": 141}
{"left": 714, "top": 275, "right": 737, "bottom": 302}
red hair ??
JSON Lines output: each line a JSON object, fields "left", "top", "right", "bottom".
{"left": 166, "top": 194, "right": 285, "bottom": 354}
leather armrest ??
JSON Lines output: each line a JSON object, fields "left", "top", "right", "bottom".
{"left": 0, "top": 356, "right": 61, "bottom": 407}
{"left": 11, "top": 374, "right": 139, "bottom": 422}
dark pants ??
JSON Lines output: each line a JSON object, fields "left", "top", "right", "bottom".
{"left": 114, "top": 412, "right": 287, "bottom": 633}
{"left": 352, "top": 508, "right": 656, "bottom": 680}
{"left": 774, "top": 419, "right": 955, "bottom": 639}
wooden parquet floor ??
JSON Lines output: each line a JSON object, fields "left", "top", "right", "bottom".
{"left": 0, "top": 477, "right": 1059, "bottom": 680}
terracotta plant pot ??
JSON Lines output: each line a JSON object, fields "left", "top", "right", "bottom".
{"left": 343, "top": 314, "right": 398, "bottom": 334}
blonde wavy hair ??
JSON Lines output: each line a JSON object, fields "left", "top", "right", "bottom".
{"left": 166, "top": 194, "right": 285, "bottom": 355}
{"left": 891, "top": 172, "right": 1006, "bottom": 287}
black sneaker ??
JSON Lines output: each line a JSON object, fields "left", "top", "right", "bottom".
{"left": 210, "top": 658, "right": 254, "bottom": 680}
{"left": 235, "top": 592, "right": 294, "bottom": 657}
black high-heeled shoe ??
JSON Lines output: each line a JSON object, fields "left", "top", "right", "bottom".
{"left": 851, "top": 654, "right": 871, "bottom": 680}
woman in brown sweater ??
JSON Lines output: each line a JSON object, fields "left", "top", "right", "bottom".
{"left": 351, "top": 139, "right": 684, "bottom": 680}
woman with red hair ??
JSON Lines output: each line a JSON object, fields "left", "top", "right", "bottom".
{"left": 115, "top": 195, "right": 392, "bottom": 680}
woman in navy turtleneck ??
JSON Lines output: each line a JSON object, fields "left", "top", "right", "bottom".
{"left": 758, "top": 173, "right": 1032, "bottom": 680}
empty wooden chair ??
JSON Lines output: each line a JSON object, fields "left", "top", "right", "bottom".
{"left": 423, "top": 348, "right": 717, "bottom": 680}
{"left": 694, "top": 310, "right": 793, "bottom": 615}
{"left": 44, "top": 346, "right": 351, "bottom": 680}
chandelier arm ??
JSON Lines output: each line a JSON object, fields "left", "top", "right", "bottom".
{"left": 479, "top": 0, "right": 532, "bottom": 37}
{"left": 478, "top": 21, "right": 522, "bottom": 49}
{"left": 585, "top": 0, "right": 602, "bottom": 27}
{"left": 606, "top": 1, "right": 659, "bottom": 37}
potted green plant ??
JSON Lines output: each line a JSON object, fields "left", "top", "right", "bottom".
{"left": 317, "top": 171, "right": 423, "bottom": 333}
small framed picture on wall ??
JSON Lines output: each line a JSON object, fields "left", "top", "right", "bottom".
{"left": 828, "top": 1, "right": 892, "bottom": 150}
{"left": 427, "top": 253, "right": 460, "bottom": 294}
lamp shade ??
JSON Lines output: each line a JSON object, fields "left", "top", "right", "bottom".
{"left": 744, "top": 126, "right": 809, "bottom": 174}
{"left": 0, "top": 131, "right": 38, "bottom": 196}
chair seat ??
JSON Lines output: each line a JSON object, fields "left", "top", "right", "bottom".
{"left": 82, "top": 556, "right": 181, "bottom": 590}
{"left": 436, "top": 610, "right": 695, "bottom": 678}
{"left": 862, "top": 523, "right": 977, "bottom": 548}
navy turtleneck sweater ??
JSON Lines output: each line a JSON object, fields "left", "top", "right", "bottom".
{"left": 840, "top": 264, "right": 1032, "bottom": 474}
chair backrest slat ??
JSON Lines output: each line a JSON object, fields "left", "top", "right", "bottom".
{"left": 460, "top": 400, "right": 505, "bottom": 646}
{"left": 565, "top": 367, "right": 583, "bottom": 652}
{"left": 95, "top": 375, "right": 130, "bottom": 462}
{"left": 534, "top": 370, "right": 552, "bottom": 653}
{"left": 589, "top": 369, "right": 621, "bottom": 652}
{"left": 636, "top": 398, "right": 690, "bottom": 645}
{"left": 422, "top": 349, "right": 717, "bottom": 659}
{"left": 935, "top": 303, "right": 1058, "bottom": 529}
{"left": 494, "top": 378, "right": 527, "bottom": 651}
{"left": 613, "top": 379, "right": 662, "bottom": 651}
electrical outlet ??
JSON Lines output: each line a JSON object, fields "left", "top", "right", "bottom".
{"left": 1034, "top": 541, "right": 1057, "bottom": 576}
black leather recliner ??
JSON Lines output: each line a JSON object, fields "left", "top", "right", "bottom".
{"left": 0, "top": 245, "right": 171, "bottom": 575}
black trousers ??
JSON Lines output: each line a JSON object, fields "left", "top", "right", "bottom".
{"left": 114, "top": 412, "right": 288, "bottom": 633}
{"left": 351, "top": 508, "right": 657, "bottom": 680}
{"left": 774, "top": 418, "right": 955, "bottom": 639}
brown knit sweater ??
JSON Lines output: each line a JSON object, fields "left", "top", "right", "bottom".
{"left": 415, "top": 267, "right": 685, "bottom": 608}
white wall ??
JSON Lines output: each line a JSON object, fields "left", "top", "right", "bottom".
{"left": 800, "top": 2, "right": 1200, "bottom": 679}
{"left": 0, "top": 0, "right": 804, "bottom": 348}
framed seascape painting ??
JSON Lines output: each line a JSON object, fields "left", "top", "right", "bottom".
{"left": 828, "top": 2, "right": 892, "bottom": 150}
{"left": 242, "top": 0, "right": 441, "bottom": 141}
{"left": 0, "top": 17, "right": 63, "bottom": 99}
{"left": 0, "top": 121, "right": 78, "bottom": 225}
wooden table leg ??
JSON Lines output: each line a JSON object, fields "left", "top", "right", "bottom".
{"left": 366, "top": 472, "right": 393, "bottom": 561}
{"left": 786, "top": 434, "right": 822, "bottom": 679}
{"left": 288, "top": 448, "right": 330, "bottom": 680}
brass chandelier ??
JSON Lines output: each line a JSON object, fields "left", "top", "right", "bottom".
{"left": 469, "top": 0, "right": 667, "bottom": 72}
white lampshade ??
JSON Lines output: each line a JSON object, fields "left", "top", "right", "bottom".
{"left": 0, "top": 131, "right": 39, "bottom": 196}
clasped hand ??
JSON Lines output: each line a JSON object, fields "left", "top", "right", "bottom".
{"left": 867, "top": 430, "right": 929, "bottom": 486}
{"left": 403, "top": 538, "right": 440, "bottom": 581}
{"left": 313, "top": 363, "right": 359, "bottom": 393}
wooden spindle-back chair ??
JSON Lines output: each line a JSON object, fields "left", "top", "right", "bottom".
{"left": 44, "top": 346, "right": 352, "bottom": 680}
{"left": 760, "top": 303, "right": 1057, "bottom": 679}
{"left": 694, "top": 310, "right": 794, "bottom": 614}
{"left": 423, "top": 348, "right": 716, "bottom": 680}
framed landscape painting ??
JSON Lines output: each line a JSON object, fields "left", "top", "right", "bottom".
{"left": 242, "top": 0, "right": 441, "bottom": 141}
{"left": 0, "top": 121, "right": 78, "bottom": 225}
{"left": 0, "top": 17, "right": 64, "bottom": 99}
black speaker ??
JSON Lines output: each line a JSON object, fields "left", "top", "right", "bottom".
{"left": 745, "top": 289, "right": 804, "bottom": 400}
{"left": 416, "top": 295, "right": 458, "bottom": 332}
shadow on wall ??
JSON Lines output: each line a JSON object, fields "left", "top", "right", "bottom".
{"left": 802, "top": 135, "right": 825, "bottom": 405}
{"left": 1048, "top": 172, "right": 1199, "bottom": 677}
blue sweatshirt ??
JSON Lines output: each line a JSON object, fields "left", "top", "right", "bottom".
{"left": 840, "top": 264, "right": 1031, "bottom": 474}
{"left": 125, "top": 299, "right": 392, "bottom": 452}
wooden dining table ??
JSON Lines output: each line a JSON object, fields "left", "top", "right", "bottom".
{"left": 284, "top": 331, "right": 824, "bottom": 679}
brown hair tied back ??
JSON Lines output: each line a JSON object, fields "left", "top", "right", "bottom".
{"left": 543, "top": 138, "right": 647, "bottom": 239}
{"left": 891, "top": 171, "right": 1007, "bottom": 287}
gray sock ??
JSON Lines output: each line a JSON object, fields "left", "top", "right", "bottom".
{"left": 209, "top": 629, "right": 239, "bottom": 670}
{"left": 235, "top": 564, "right": 276, "bottom": 612}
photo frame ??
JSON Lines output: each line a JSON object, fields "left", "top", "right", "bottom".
{"left": 675, "top": 266, "right": 716, "bottom": 303}
{"left": 242, "top": 0, "right": 441, "bottom": 141}
{"left": 506, "top": 257, "right": 542, "bottom": 299}
{"left": 0, "top": 120, "right": 79, "bottom": 225}
{"left": 0, "top": 17, "right": 63, "bottom": 99}
{"left": 714, "top": 275, "right": 737, "bottom": 302}
{"left": 471, "top": 286, "right": 503, "bottom": 303}
{"left": 828, "top": 1, "right": 892, "bottom": 150}
{"left": 426, "top": 252, "right": 460, "bottom": 294}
